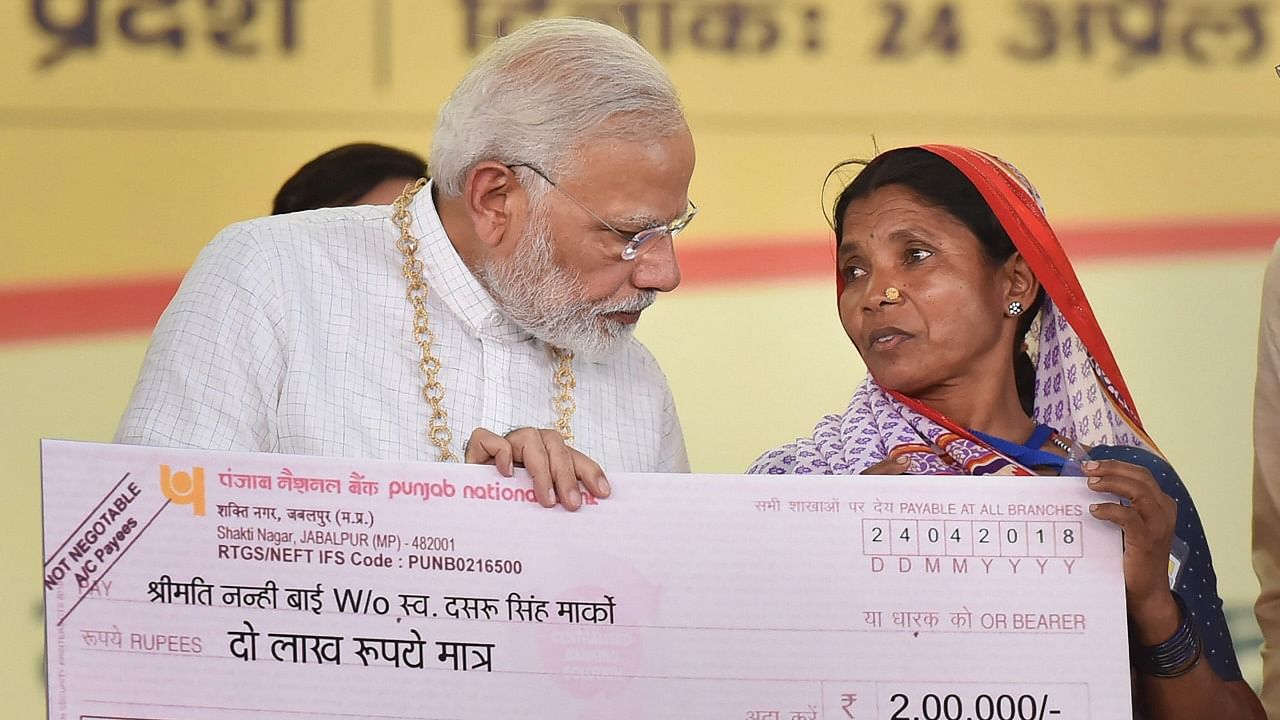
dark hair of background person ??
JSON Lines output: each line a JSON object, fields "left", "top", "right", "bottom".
{"left": 828, "top": 147, "right": 1047, "bottom": 416}
{"left": 272, "top": 143, "right": 428, "bottom": 215}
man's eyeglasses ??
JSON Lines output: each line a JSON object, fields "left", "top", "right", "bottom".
{"left": 510, "top": 163, "right": 698, "bottom": 261}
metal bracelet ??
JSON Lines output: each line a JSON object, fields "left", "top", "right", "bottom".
{"left": 1133, "top": 593, "right": 1203, "bottom": 679}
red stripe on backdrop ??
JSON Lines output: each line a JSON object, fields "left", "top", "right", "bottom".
{"left": 0, "top": 276, "right": 183, "bottom": 345}
{"left": 2, "top": 217, "right": 1278, "bottom": 345}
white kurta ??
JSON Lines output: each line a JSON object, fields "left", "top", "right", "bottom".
{"left": 116, "top": 183, "right": 690, "bottom": 473}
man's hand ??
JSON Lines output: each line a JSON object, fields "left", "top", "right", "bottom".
{"left": 465, "top": 428, "right": 610, "bottom": 511}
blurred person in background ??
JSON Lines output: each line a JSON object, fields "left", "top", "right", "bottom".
{"left": 116, "top": 18, "right": 697, "bottom": 510}
{"left": 271, "top": 142, "right": 428, "bottom": 215}
{"left": 1252, "top": 240, "right": 1280, "bottom": 717}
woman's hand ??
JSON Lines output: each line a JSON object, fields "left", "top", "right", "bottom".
{"left": 464, "top": 427, "right": 610, "bottom": 511}
{"left": 1086, "top": 458, "right": 1266, "bottom": 719}
{"left": 861, "top": 454, "right": 911, "bottom": 475}
{"left": 1083, "top": 458, "right": 1180, "bottom": 637}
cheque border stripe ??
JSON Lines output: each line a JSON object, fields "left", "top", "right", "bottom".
{"left": 3, "top": 216, "right": 1278, "bottom": 345}
{"left": 57, "top": 499, "right": 171, "bottom": 627}
{"left": 82, "top": 716, "right": 177, "bottom": 720}
{"left": 83, "top": 701, "right": 456, "bottom": 720}
{"left": 45, "top": 472, "right": 131, "bottom": 568}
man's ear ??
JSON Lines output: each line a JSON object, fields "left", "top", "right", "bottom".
{"left": 1005, "top": 253, "right": 1040, "bottom": 309}
{"left": 463, "top": 162, "right": 523, "bottom": 249}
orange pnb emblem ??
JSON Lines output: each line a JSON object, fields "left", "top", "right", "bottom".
{"left": 160, "top": 465, "right": 206, "bottom": 516}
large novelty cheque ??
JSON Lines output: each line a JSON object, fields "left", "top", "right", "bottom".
{"left": 42, "top": 440, "right": 1131, "bottom": 719}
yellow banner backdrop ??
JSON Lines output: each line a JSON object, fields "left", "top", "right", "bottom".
{"left": 3, "top": 1, "right": 1279, "bottom": 714}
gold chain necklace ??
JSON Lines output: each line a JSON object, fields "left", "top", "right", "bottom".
{"left": 392, "top": 179, "right": 576, "bottom": 462}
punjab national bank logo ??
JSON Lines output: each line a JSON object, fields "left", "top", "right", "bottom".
{"left": 160, "top": 465, "right": 206, "bottom": 516}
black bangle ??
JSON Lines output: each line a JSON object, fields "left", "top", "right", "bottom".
{"left": 1133, "top": 593, "right": 1202, "bottom": 679}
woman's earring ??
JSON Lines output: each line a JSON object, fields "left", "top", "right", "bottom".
{"left": 1007, "top": 301, "right": 1024, "bottom": 317}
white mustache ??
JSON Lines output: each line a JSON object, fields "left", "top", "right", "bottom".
{"left": 596, "top": 291, "right": 657, "bottom": 316}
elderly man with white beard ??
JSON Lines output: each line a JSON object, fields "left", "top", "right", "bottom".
{"left": 116, "top": 18, "right": 697, "bottom": 510}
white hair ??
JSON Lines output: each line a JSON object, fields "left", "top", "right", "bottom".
{"left": 430, "top": 18, "right": 686, "bottom": 198}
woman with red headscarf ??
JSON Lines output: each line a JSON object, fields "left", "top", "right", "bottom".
{"left": 750, "top": 145, "right": 1263, "bottom": 718}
